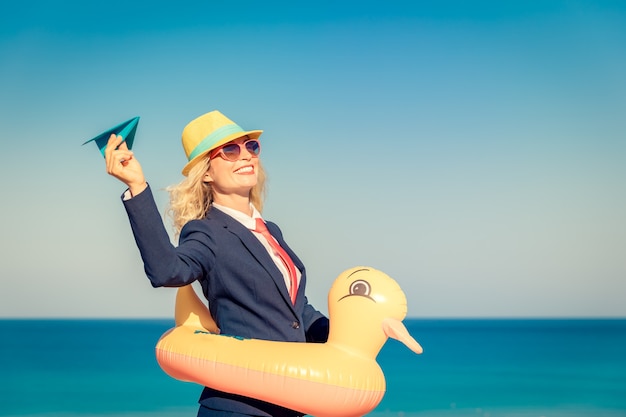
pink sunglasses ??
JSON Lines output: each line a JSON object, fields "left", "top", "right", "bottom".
{"left": 209, "top": 139, "right": 261, "bottom": 162}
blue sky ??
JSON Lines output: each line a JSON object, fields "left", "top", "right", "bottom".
{"left": 1, "top": 1, "right": 624, "bottom": 318}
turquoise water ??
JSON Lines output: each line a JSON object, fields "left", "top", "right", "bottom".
{"left": 1, "top": 319, "right": 625, "bottom": 417}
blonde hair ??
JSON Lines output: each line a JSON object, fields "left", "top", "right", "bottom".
{"left": 166, "top": 155, "right": 267, "bottom": 236}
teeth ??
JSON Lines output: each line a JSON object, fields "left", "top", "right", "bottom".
{"left": 235, "top": 166, "right": 253, "bottom": 174}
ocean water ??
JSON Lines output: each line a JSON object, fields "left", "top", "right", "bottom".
{"left": 1, "top": 319, "right": 625, "bottom": 417}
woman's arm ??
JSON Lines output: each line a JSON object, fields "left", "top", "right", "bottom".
{"left": 104, "top": 134, "right": 211, "bottom": 288}
{"left": 123, "top": 185, "right": 212, "bottom": 288}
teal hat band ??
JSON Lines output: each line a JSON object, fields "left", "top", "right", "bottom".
{"left": 188, "top": 123, "right": 246, "bottom": 161}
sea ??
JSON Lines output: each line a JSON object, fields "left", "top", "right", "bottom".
{"left": 1, "top": 319, "right": 625, "bottom": 417}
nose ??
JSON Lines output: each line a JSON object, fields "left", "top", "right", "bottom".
{"left": 240, "top": 146, "right": 254, "bottom": 160}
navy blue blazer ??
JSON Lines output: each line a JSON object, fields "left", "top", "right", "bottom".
{"left": 123, "top": 185, "right": 327, "bottom": 416}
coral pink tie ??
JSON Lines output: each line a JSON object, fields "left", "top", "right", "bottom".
{"left": 255, "top": 218, "right": 298, "bottom": 304}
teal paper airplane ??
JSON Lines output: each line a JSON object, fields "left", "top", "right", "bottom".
{"left": 83, "top": 116, "right": 140, "bottom": 157}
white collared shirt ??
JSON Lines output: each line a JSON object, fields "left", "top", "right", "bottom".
{"left": 212, "top": 203, "right": 301, "bottom": 292}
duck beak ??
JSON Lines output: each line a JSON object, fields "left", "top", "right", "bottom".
{"left": 382, "top": 318, "right": 423, "bottom": 354}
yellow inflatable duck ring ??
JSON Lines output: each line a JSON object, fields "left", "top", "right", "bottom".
{"left": 155, "top": 266, "right": 423, "bottom": 417}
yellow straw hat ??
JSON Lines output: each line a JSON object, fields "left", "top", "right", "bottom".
{"left": 181, "top": 110, "right": 263, "bottom": 176}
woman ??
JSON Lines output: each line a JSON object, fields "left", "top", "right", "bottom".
{"left": 105, "top": 110, "right": 329, "bottom": 417}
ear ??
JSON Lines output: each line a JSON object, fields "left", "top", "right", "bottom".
{"left": 203, "top": 170, "right": 213, "bottom": 183}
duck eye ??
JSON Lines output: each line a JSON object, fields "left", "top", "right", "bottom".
{"left": 349, "top": 280, "right": 371, "bottom": 296}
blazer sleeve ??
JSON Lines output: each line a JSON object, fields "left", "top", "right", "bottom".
{"left": 305, "top": 315, "right": 329, "bottom": 342}
{"left": 122, "top": 184, "right": 214, "bottom": 288}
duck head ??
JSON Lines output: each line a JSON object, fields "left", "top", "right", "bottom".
{"left": 327, "top": 266, "right": 423, "bottom": 358}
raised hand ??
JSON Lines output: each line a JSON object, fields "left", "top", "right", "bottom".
{"left": 104, "top": 133, "right": 147, "bottom": 196}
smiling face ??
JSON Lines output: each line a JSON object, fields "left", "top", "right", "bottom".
{"left": 203, "top": 136, "right": 260, "bottom": 206}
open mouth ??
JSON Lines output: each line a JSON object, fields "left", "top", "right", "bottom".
{"left": 234, "top": 165, "right": 254, "bottom": 174}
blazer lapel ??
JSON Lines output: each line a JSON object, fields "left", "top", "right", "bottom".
{"left": 208, "top": 208, "right": 295, "bottom": 309}
{"left": 266, "top": 222, "right": 304, "bottom": 272}
{"left": 266, "top": 221, "right": 306, "bottom": 308}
